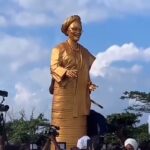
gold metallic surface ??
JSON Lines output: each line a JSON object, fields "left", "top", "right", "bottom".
{"left": 50, "top": 15, "right": 95, "bottom": 150}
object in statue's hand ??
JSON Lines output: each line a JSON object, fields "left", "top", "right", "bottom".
{"left": 88, "top": 82, "right": 98, "bottom": 92}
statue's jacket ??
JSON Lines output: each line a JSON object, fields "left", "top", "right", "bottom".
{"left": 51, "top": 41, "right": 95, "bottom": 117}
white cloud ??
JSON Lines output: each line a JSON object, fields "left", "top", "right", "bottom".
{"left": 117, "top": 64, "right": 143, "bottom": 74}
{"left": 10, "top": 62, "right": 24, "bottom": 72}
{"left": 130, "top": 64, "right": 142, "bottom": 74}
{"left": 90, "top": 43, "right": 148, "bottom": 77}
{"left": 13, "top": 11, "right": 53, "bottom": 27}
{"left": 13, "top": 83, "right": 41, "bottom": 117}
{"left": 28, "top": 67, "right": 50, "bottom": 89}
{"left": 0, "top": 33, "right": 51, "bottom": 119}
{"left": 101, "top": 0, "right": 150, "bottom": 13}
{"left": 14, "top": 0, "right": 150, "bottom": 14}
{"left": 11, "top": 81, "right": 51, "bottom": 119}
{"left": 14, "top": 83, "right": 34, "bottom": 104}
{"left": 1, "top": 0, "right": 150, "bottom": 27}
{"left": 0, "top": 15, "right": 7, "bottom": 27}
{"left": 0, "top": 34, "right": 49, "bottom": 72}
{"left": 143, "top": 47, "right": 150, "bottom": 61}
{"left": 0, "top": 35, "right": 36, "bottom": 56}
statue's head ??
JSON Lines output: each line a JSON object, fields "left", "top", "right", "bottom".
{"left": 61, "top": 15, "right": 82, "bottom": 36}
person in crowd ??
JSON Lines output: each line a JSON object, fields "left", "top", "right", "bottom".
{"left": 124, "top": 138, "right": 138, "bottom": 150}
{"left": 77, "top": 135, "right": 91, "bottom": 150}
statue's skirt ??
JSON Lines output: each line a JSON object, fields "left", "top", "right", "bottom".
{"left": 51, "top": 96, "right": 87, "bottom": 150}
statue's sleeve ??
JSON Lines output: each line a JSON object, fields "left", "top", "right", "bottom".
{"left": 89, "top": 53, "right": 95, "bottom": 68}
{"left": 86, "top": 49, "right": 96, "bottom": 83}
{"left": 81, "top": 45, "right": 96, "bottom": 68}
{"left": 50, "top": 47, "right": 67, "bottom": 82}
{"left": 86, "top": 49, "right": 96, "bottom": 68}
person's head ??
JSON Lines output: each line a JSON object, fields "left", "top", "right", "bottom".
{"left": 124, "top": 138, "right": 138, "bottom": 150}
{"left": 61, "top": 15, "right": 82, "bottom": 42}
{"left": 77, "top": 135, "right": 90, "bottom": 150}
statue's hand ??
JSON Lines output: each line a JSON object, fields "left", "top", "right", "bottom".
{"left": 88, "top": 82, "right": 98, "bottom": 92}
{"left": 66, "top": 69, "right": 78, "bottom": 78}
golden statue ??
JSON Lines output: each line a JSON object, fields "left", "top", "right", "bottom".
{"left": 50, "top": 15, "right": 96, "bottom": 150}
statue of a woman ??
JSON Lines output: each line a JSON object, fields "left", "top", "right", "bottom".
{"left": 50, "top": 15, "right": 96, "bottom": 149}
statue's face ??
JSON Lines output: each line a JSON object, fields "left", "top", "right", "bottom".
{"left": 67, "top": 21, "right": 82, "bottom": 42}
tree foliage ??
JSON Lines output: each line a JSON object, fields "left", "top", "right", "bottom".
{"left": 106, "top": 112, "right": 142, "bottom": 143}
{"left": 5, "top": 110, "right": 49, "bottom": 144}
{"left": 134, "top": 124, "right": 150, "bottom": 143}
{"left": 119, "top": 91, "right": 150, "bottom": 144}
{"left": 121, "top": 91, "right": 150, "bottom": 112}
{"left": 107, "top": 112, "right": 141, "bottom": 127}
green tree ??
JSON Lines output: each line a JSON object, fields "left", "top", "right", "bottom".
{"left": 120, "top": 91, "right": 150, "bottom": 143}
{"left": 134, "top": 124, "right": 150, "bottom": 143}
{"left": 121, "top": 91, "right": 150, "bottom": 112}
{"left": 106, "top": 112, "right": 141, "bottom": 144}
{"left": 5, "top": 110, "right": 49, "bottom": 144}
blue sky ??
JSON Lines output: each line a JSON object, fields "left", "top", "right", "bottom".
{"left": 0, "top": 0, "right": 150, "bottom": 124}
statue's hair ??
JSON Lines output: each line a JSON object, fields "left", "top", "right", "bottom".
{"left": 61, "top": 15, "right": 82, "bottom": 36}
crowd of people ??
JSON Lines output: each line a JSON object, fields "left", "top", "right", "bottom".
{"left": 70, "top": 136, "right": 140, "bottom": 150}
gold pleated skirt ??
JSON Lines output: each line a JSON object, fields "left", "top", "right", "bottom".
{"left": 51, "top": 95, "right": 87, "bottom": 150}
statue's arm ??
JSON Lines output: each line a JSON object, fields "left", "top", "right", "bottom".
{"left": 50, "top": 47, "right": 67, "bottom": 82}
